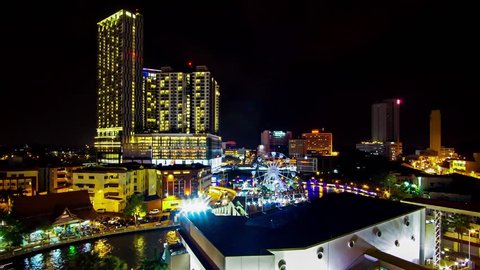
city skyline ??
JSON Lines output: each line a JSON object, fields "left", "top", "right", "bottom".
{"left": 1, "top": 0, "right": 477, "bottom": 154}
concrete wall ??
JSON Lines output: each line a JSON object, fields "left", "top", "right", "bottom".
{"left": 225, "top": 256, "right": 274, "bottom": 270}
{"left": 269, "top": 209, "right": 424, "bottom": 270}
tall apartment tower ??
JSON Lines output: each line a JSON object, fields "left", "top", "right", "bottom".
{"left": 429, "top": 110, "right": 441, "bottom": 154}
{"left": 141, "top": 68, "right": 161, "bottom": 132}
{"left": 191, "top": 66, "right": 220, "bottom": 134}
{"left": 371, "top": 99, "right": 401, "bottom": 143}
{"left": 95, "top": 10, "right": 143, "bottom": 163}
{"left": 158, "top": 66, "right": 190, "bottom": 133}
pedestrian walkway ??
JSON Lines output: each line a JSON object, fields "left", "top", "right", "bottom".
{"left": 0, "top": 222, "right": 179, "bottom": 262}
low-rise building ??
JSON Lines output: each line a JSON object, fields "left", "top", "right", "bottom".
{"left": 160, "top": 164, "right": 212, "bottom": 198}
{"left": 0, "top": 168, "right": 39, "bottom": 196}
{"left": 72, "top": 165, "right": 153, "bottom": 212}
{"left": 179, "top": 193, "right": 428, "bottom": 270}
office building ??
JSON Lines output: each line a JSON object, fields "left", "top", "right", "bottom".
{"left": 429, "top": 110, "right": 441, "bottom": 155}
{"left": 302, "top": 129, "right": 333, "bottom": 156}
{"left": 95, "top": 9, "right": 144, "bottom": 164}
{"left": 356, "top": 141, "right": 403, "bottom": 161}
{"left": 261, "top": 130, "right": 292, "bottom": 154}
{"left": 372, "top": 99, "right": 401, "bottom": 143}
{"left": 123, "top": 133, "right": 222, "bottom": 170}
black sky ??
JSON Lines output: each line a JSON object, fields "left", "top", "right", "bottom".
{"left": 1, "top": 0, "right": 477, "bottom": 154}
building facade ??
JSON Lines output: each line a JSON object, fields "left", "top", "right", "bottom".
{"left": 95, "top": 10, "right": 144, "bottom": 164}
{"left": 72, "top": 165, "right": 154, "bottom": 212}
{"left": 123, "top": 133, "right": 222, "bottom": 170}
{"left": 191, "top": 66, "right": 220, "bottom": 134}
{"left": 429, "top": 110, "right": 441, "bottom": 155}
{"left": 142, "top": 68, "right": 161, "bottom": 132}
{"left": 160, "top": 165, "right": 212, "bottom": 199}
{"left": 178, "top": 194, "right": 428, "bottom": 270}
{"left": 0, "top": 169, "right": 39, "bottom": 197}
{"left": 260, "top": 130, "right": 292, "bottom": 154}
{"left": 302, "top": 129, "right": 333, "bottom": 156}
{"left": 372, "top": 99, "right": 401, "bottom": 143}
{"left": 288, "top": 139, "right": 305, "bottom": 158}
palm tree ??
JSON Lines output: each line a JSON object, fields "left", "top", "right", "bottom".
{"left": 140, "top": 248, "right": 168, "bottom": 270}
{"left": 448, "top": 214, "right": 471, "bottom": 254}
{"left": 68, "top": 252, "right": 127, "bottom": 270}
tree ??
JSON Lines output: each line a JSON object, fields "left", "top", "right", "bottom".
{"left": 140, "top": 248, "right": 169, "bottom": 270}
{"left": 447, "top": 214, "right": 471, "bottom": 254}
{"left": 0, "top": 215, "right": 27, "bottom": 248}
{"left": 68, "top": 252, "right": 127, "bottom": 270}
{"left": 124, "top": 195, "right": 147, "bottom": 226}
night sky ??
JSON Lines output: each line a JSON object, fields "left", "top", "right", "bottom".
{"left": 1, "top": 0, "right": 477, "bottom": 155}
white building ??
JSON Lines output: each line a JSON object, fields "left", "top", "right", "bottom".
{"left": 178, "top": 193, "right": 430, "bottom": 270}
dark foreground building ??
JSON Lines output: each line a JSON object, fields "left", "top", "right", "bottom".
{"left": 177, "top": 193, "right": 429, "bottom": 270}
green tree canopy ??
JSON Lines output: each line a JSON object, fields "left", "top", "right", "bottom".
{"left": 68, "top": 252, "right": 127, "bottom": 270}
{"left": 124, "top": 194, "right": 147, "bottom": 226}
{"left": 140, "top": 248, "right": 168, "bottom": 270}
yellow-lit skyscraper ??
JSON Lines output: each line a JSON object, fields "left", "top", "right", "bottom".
{"left": 158, "top": 66, "right": 190, "bottom": 133}
{"left": 95, "top": 10, "right": 143, "bottom": 163}
{"left": 430, "top": 110, "right": 441, "bottom": 155}
{"left": 191, "top": 66, "right": 220, "bottom": 134}
{"left": 142, "top": 68, "right": 161, "bottom": 132}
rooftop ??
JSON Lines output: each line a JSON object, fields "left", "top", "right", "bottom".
{"left": 183, "top": 193, "right": 423, "bottom": 256}
{"left": 12, "top": 190, "right": 96, "bottom": 229}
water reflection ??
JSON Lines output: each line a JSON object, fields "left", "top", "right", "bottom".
{"left": 133, "top": 234, "right": 146, "bottom": 264}
{"left": 12, "top": 230, "right": 168, "bottom": 270}
{"left": 81, "top": 242, "right": 92, "bottom": 253}
{"left": 24, "top": 253, "right": 44, "bottom": 270}
{"left": 49, "top": 249, "right": 64, "bottom": 269}
{"left": 93, "top": 239, "right": 112, "bottom": 258}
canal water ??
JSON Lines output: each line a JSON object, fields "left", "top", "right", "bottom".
{"left": 7, "top": 229, "right": 170, "bottom": 270}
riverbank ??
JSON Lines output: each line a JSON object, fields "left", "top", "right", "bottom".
{"left": 0, "top": 223, "right": 179, "bottom": 263}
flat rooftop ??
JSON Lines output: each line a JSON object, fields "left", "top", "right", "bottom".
{"left": 183, "top": 193, "right": 423, "bottom": 256}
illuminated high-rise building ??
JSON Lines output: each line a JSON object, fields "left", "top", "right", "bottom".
{"left": 372, "top": 99, "right": 401, "bottom": 143}
{"left": 302, "top": 129, "right": 333, "bottom": 156}
{"left": 159, "top": 66, "right": 190, "bottom": 133}
{"left": 429, "top": 110, "right": 441, "bottom": 155}
{"left": 191, "top": 66, "right": 220, "bottom": 134}
{"left": 95, "top": 10, "right": 143, "bottom": 163}
{"left": 141, "top": 68, "right": 161, "bottom": 132}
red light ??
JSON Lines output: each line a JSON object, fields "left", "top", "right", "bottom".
{"left": 396, "top": 99, "right": 401, "bottom": 105}
{"left": 187, "top": 61, "right": 193, "bottom": 67}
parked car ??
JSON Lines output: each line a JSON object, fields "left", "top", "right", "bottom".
{"left": 149, "top": 209, "right": 160, "bottom": 215}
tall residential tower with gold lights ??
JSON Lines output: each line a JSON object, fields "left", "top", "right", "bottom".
{"left": 95, "top": 10, "right": 143, "bottom": 163}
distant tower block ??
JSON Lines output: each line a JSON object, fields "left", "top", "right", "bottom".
{"left": 430, "top": 110, "right": 441, "bottom": 155}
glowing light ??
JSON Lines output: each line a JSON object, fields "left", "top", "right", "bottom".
{"left": 396, "top": 99, "right": 401, "bottom": 105}
{"left": 181, "top": 197, "right": 211, "bottom": 213}
{"left": 187, "top": 61, "right": 193, "bottom": 67}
